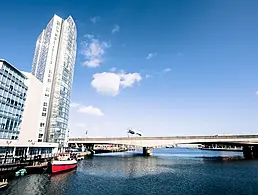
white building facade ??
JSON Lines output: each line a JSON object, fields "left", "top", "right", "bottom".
{"left": 31, "top": 15, "right": 77, "bottom": 146}
{"left": 19, "top": 72, "right": 44, "bottom": 143}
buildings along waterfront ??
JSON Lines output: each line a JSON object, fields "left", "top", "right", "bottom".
{"left": 0, "top": 14, "right": 77, "bottom": 163}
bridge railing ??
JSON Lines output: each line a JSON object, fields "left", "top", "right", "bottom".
{"left": 69, "top": 135, "right": 258, "bottom": 142}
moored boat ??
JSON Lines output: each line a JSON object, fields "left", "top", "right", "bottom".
{"left": 0, "top": 179, "right": 8, "bottom": 189}
{"left": 52, "top": 153, "right": 77, "bottom": 173}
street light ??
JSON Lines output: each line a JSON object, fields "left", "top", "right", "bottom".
{"left": 27, "top": 140, "right": 35, "bottom": 160}
{"left": 4, "top": 141, "right": 12, "bottom": 164}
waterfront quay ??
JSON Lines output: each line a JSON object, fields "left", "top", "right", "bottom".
{"left": 0, "top": 140, "right": 59, "bottom": 178}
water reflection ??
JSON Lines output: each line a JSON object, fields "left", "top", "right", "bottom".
{"left": 1, "top": 148, "right": 251, "bottom": 195}
{"left": 3, "top": 174, "right": 50, "bottom": 195}
{"left": 80, "top": 154, "right": 177, "bottom": 178}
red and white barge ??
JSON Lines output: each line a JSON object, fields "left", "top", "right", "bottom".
{"left": 52, "top": 153, "right": 77, "bottom": 173}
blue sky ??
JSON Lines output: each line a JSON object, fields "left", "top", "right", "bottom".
{"left": 1, "top": 0, "right": 258, "bottom": 137}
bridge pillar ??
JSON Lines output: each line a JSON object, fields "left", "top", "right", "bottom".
{"left": 243, "top": 146, "right": 252, "bottom": 159}
{"left": 143, "top": 147, "right": 153, "bottom": 156}
{"left": 252, "top": 146, "right": 258, "bottom": 158}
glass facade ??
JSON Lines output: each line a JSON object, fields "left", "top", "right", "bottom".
{"left": 31, "top": 15, "right": 77, "bottom": 145}
{"left": 48, "top": 16, "right": 76, "bottom": 144}
{"left": 0, "top": 60, "right": 28, "bottom": 140}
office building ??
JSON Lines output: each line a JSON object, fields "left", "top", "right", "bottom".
{"left": 0, "top": 60, "right": 58, "bottom": 160}
{"left": 31, "top": 14, "right": 77, "bottom": 146}
{"left": 0, "top": 59, "right": 28, "bottom": 140}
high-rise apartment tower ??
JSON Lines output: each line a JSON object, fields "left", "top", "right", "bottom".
{"left": 31, "top": 15, "right": 77, "bottom": 146}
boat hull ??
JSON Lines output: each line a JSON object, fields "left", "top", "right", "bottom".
{"left": 52, "top": 160, "right": 77, "bottom": 173}
{"left": 0, "top": 183, "right": 8, "bottom": 189}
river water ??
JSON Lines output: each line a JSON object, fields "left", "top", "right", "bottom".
{"left": 2, "top": 148, "right": 258, "bottom": 195}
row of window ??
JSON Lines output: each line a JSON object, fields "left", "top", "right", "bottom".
{"left": 0, "top": 110, "right": 23, "bottom": 120}
{"left": 0, "top": 131, "right": 18, "bottom": 140}
{"left": 0, "top": 117, "right": 20, "bottom": 131}
{"left": 6, "top": 98, "right": 24, "bottom": 108}
{"left": 0, "top": 77, "right": 27, "bottom": 96}
{"left": 0, "top": 89, "right": 26, "bottom": 106}
{"left": 0, "top": 70, "right": 25, "bottom": 83}
{"left": 0, "top": 66, "right": 25, "bottom": 84}
{"left": 0, "top": 102, "right": 24, "bottom": 117}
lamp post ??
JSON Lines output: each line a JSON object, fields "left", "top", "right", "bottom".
{"left": 4, "top": 141, "right": 12, "bottom": 164}
{"left": 27, "top": 140, "right": 35, "bottom": 160}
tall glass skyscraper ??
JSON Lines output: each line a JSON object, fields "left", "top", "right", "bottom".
{"left": 31, "top": 15, "right": 77, "bottom": 146}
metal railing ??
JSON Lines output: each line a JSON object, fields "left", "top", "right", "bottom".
{"left": 0, "top": 153, "right": 57, "bottom": 165}
{"left": 69, "top": 135, "right": 258, "bottom": 142}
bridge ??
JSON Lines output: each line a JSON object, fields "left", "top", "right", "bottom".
{"left": 69, "top": 135, "right": 258, "bottom": 158}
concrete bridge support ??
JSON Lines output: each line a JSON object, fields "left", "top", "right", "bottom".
{"left": 243, "top": 146, "right": 252, "bottom": 159}
{"left": 85, "top": 144, "right": 95, "bottom": 155}
{"left": 252, "top": 146, "right": 258, "bottom": 158}
{"left": 143, "top": 147, "right": 153, "bottom": 156}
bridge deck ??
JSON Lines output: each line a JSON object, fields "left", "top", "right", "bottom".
{"left": 69, "top": 135, "right": 258, "bottom": 142}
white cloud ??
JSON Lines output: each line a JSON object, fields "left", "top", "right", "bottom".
{"left": 83, "top": 59, "right": 103, "bottom": 67}
{"left": 91, "top": 72, "right": 121, "bottom": 96}
{"left": 70, "top": 102, "right": 80, "bottom": 108}
{"left": 91, "top": 72, "right": 142, "bottom": 96}
{"left": 120, "top": 73, "right": 142, "bottom": 88}
{"left": 109, "top": 67, "right": 116, "bottom": 72}
{"left": 77, "top": 105, "right": 104, "bottom": 116}
{"left": 163, "top": 68, "right": 171, "bottom": 73}
{"left": 90, "top": 16, "right": 100, "bottom": 24}
{"left": 81, "top": 37, "right": 110, "bottom": 68}
{"left": 256, "top": 91, "right": 258, "bottom": 95}
{"left": 112, "top": 24, "right": 120, "bottom": 34}
{"left": 84, "top": 34, "right": 94, "bottom": 39}
{"left": 145, "top": 74, "right": 152, "bottom": 78}
{"left": 146, "top": 52, "right": 157, "bottom": 60}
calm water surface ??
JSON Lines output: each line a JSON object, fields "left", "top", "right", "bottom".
{"left": 2, "top": 148, "right": 258, "bottom": 195}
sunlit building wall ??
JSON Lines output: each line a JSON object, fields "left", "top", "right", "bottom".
{"left": 31, "top": 15, "right": 77, "bottom": 146}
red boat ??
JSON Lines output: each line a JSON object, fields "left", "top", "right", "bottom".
{"left": 52, "top": 153, "right": 77, "bottom": 173}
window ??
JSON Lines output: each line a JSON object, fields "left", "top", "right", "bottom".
{"left": 43, "top": 107, "right": 47, "bottom": 112}
{"left": 48, "top": 79, "right": 51, "bottom": 83}
{"left": 10, "top": 85, "right": 13, "bottom": 91}
{"left": 14, "top": 101, "right": 17, "bottom": 106}
{"left": 38, "top": 134, "right": 43, "bottom": 138}
{"left": 40, "top": 123, "right": 45, "bottom": 127}
{"left": 6, "top": 98, "right": 10, "bottom": 103}
{"left": 45, "top": 94, "right": 49, "bottom": 97}
{"left": 43, "top": 102, "right": 47, "bottom": 106}
{"left": 11, "top": 100, "right": 14, "bottom": 105}
{"left": 42, "top": 113, "right": 46, "bottom": 116}
{"left": 38, "top": 139, "right": 42, "bottom": 142}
